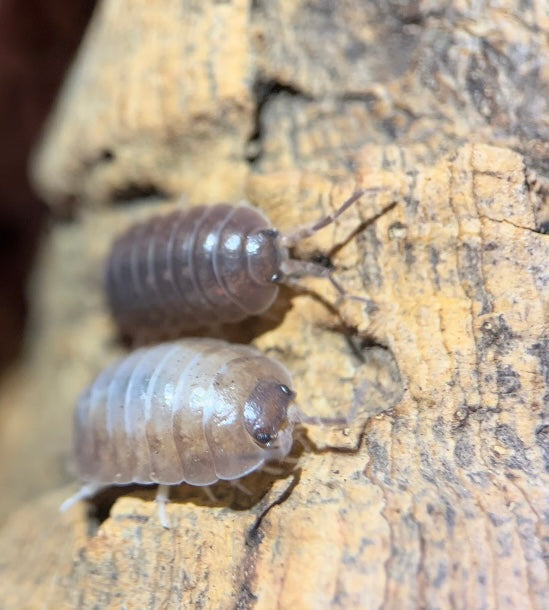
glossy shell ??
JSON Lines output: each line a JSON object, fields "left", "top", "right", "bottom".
{"left": 105, "top": 204, "right": 282, "bottom": 337}
{"left": 74, "top": 338, "right": 296, "bottom": 487}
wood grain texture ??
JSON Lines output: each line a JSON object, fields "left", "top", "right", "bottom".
{"left": 31, "top": 0, "right": 253, "bottom": 207}
{"left": 1, "top": 0, "right": 548, "bottom": 608}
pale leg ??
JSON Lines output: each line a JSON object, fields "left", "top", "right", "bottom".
{"left": 155, "top": 484, "right": 171, "bottom": 529}
{"left": 262, "top": 464, "right": 285, "bottom": 475}
{"left": 60, "top": 482, "right": 106, "bottom": 513}
{"left": 229, "top": 479, "right": 252, "bottom": 496}
{"left": 202, "top": 485, "right": 217, "bottom": 503}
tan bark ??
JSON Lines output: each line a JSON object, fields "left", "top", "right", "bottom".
{"left": 0, "top": 1, "right": 548, "bottom": 608}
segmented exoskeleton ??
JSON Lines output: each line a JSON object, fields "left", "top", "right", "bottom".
{"left": 61, "top": 338, "right": 337, "bottom": 527}
{"left": 105, "top": 192, "right": 366, "bottom": 338}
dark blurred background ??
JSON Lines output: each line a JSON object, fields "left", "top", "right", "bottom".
{"left": 0, "top": 0, "right": 95, "bottom": 372}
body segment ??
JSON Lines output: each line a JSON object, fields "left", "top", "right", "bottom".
{"left": 105, "top": 205, "right": 281, "bottom": 337}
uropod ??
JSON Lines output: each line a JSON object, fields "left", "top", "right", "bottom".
{"left": 61, "top": 338, "right": 342, "bottom": 527}
{"left": 105, "top": 190, "right": 367, "bottom": 338}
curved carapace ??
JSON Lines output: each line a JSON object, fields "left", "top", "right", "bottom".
{"left": 105, "top": 191, "right": 365, "bottom": 339}
{"left": 105, "top": 205, "right": 283, "bottom": 337}
{"left": 73, "top": 338, "right": 296, "bottom": 488}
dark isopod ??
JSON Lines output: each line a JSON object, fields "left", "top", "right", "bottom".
{"left": 105, "top": 191, "right": 367, "bottom": 338}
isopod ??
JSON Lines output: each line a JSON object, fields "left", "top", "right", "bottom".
{"left": 61, "top": 338, "right": 334, "bottom": 527}
{"left": 105, "top": 190, "right": 367, "bottom": 338}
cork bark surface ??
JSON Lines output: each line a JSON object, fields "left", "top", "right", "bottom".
{"left": 1, "top": 1, "right": 548, "bottom": 609}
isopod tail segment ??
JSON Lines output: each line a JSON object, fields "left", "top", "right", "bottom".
{"left": 273, "top": 189, "right": 372, "bottom": 306}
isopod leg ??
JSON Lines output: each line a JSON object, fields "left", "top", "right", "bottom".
{"left": 229, "top": 479, "right": 252, "bottom": 496}
{"left": 262, "top": 464, "right": 285, "bottom": 475}
{"left": 289, "top": 404, "right": 349, "bottom": 428}
{"left": 155, "top": 484, "right": 171, "bottom": 529}
{"left": 60, "top": 482, "right": 106, "bottom": 513}
{"left": 202, "top": 486, "right": 217, "bottom": 503}
{"left": 295, "top": 430, "right": 313, "bottom": 452}
{"left": 279, "top": 259, "right": 373, "bottom": 306}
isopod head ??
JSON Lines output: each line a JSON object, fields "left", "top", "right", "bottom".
{"left": 245, "top": 228, "right": 286, "bottom": 284}
{"left": 244, "top": 378, "right": 296, "bottom": 458}
{"left": 211, "top": 350, "right": 297, "bottom": 463}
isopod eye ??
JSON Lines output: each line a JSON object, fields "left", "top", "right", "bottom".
{"left": 244, "top": 378, "right": 295, "bottom": 448}
{"left": 254, "top": 431, "right": 275, "bottom": 446}
{"left": 260, "top": 228, "right": 279, "bottom": 239}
